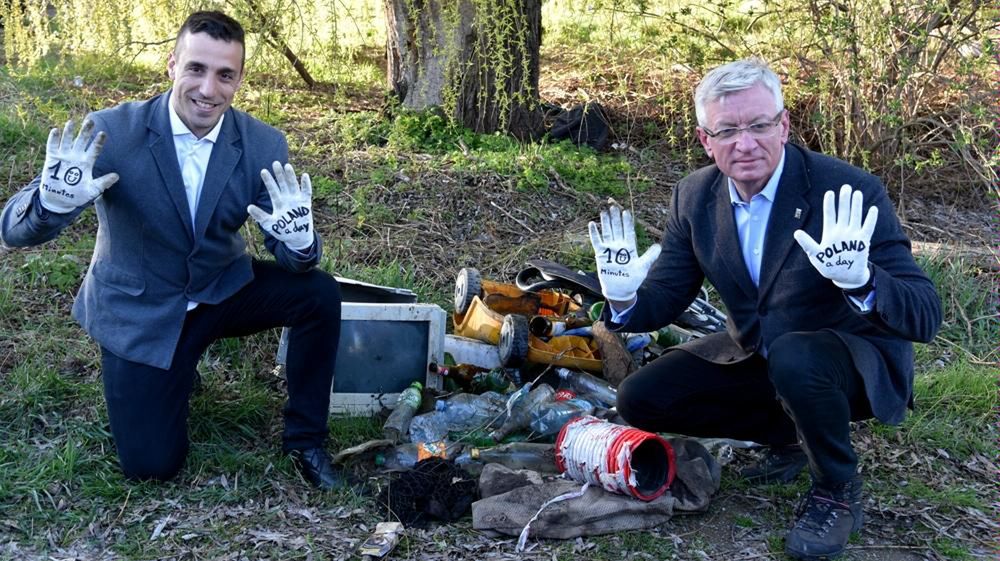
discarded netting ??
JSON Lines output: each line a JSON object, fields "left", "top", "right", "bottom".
{"left": 556, "top": 415, "right": 675, "bottom": 501}
{"left": 377, "top": 458, "right": 478, "bottom": 526}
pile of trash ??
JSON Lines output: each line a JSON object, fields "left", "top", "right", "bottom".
{"left": 449, "top": 260, "right": 727, "bottom": 380}
{"left": 372, "top": 366, "right": 617, "bottom": 470}
{"left": 332, "top": 260, "right": 730, "bottom": 553}
{"left": 332, "top": 366, "right": 722, "bottom": 550}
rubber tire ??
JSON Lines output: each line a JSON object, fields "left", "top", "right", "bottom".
{"left": 499, "top": 314, "right": 530, "bottom": 367}
{"left": 454, "top": 268, "right": 482, "bottom": 314}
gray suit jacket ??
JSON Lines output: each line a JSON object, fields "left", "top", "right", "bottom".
{"left": 609, "top": 144, "right": 941, "bottom": 424}
{"left": 1, "top": 93, "right": 322, "bottom": 369}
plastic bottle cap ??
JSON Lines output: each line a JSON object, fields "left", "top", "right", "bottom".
{"left": 554, "top": 389, "right": 577, "bottom": 401}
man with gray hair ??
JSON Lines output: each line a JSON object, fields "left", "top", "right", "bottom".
{"left": 588, "top": 58, "right": 941, "bottom": 560}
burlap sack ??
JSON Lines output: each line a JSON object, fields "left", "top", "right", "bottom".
{"left": 471, "top": 436, "right": 720, "bottom": 539}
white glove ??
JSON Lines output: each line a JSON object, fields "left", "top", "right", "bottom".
{"left": 247, "top": 161, "right": 314, "bottom": 251}
{"left": 38, "top": 119, "right": 119, "bottom": 214}
{"left": 588, "top": 205, "right": 662, "bottom": 302}
{"left": 793, "top": 184, "right": 878, "bottom": 289}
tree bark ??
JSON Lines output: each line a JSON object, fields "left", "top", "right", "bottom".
{"left": 385, "top": 0, "right": 542, "bottom": 139}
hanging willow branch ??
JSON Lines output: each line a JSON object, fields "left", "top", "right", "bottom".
{"left": 242, "top": 0, "right": 317, "bottom": 88}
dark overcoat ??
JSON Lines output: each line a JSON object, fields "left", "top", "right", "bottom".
{"left": 609, "top": 144, "right": 941, "bottom": 424}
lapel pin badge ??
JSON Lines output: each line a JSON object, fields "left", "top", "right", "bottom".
{"left": 794, "top": 208, "right": 802, "bottom": 219}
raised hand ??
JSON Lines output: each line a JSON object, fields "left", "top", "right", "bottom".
{"left": 247, "top": 161, "right": 314, "bottom": 251}
{"left": 38, "top": 119, "right": 119, "bottom": 213}
{"left": 588, "top": 205, "right": 661, "bottom": 303}
{"left": 793, "top": 184, "right": 878, "bottom": 289}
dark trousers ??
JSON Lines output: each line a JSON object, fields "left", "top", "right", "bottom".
{"left": 617, "top": 331, "right": 872, "bottom": 487}
{"left": 101, "top": 260, "right": 342, "bottom": 481}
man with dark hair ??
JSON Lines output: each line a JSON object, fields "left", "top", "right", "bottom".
{"left": 1, "top": 11, "right": 344, "bottom": 490}
{"left": 588, "top": 59, "right": 941, "bottom": 560}
{"left": 174, "top": 10, "right": 247, "bottom": 82}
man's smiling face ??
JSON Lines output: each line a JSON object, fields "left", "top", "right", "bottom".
{"left": 167, "top": 31, "right": 243, "bottom": 138}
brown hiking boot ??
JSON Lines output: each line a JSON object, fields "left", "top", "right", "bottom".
{"left": 785, "top": 475, "right": 864, "bottom": 560}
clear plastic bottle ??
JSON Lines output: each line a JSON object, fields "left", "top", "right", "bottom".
{"left": 556, "top": 368, "right": 617, "bottom": 407}
{"left": 375, "top": 441, "right": 460, "bottom": 470}
{"left": 528, "top": 397, "right": 597, "bottom": 436}
{"left": 489, "top": 383, "right": 556, "bottom": 442}
{"left": 408, "top": 410, "right": 449, "bottom": 443}
{"left": 408, "top": 391, "right": 508, "bottom": 443}
{"left": 382, "top": 381, "right": 423, "bottom": 443}
{"left": 454, "top": 442, "right": 559, "bottom": 474}
{"left": 437, "top": 391, "right": 508, "bottom": 431}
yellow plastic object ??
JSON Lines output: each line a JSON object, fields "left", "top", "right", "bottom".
{"left": 453, "top": 295, "right": 505, "bottom": 344}
{"left": 454, "top": 279, "right": 580, "bottom": 344}
{"left": 526, "top": 334, "right": 603, "bottom": 372}
{"left": 452, "top": 280, "right": 602, "bottom": 372}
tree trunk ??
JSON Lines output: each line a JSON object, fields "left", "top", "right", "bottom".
{"left": 385, "top": 0, "right": 542, "bottom": 140}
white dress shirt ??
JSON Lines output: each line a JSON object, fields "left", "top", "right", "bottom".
{"left": 168, "top": 94, "right": 224, "bottom": 311}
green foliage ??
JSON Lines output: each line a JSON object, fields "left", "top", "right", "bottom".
{"left": 914, "top": 252, "right": 997, "bottom": 359}
{"left": 379, "top": 109, "right": 641, "bottom": 195}
{"left": 310, "top": 175, "right": 343, "bottom": 202}
{"left": 931, "top": 539, "right": 974, "bottom": 560}
{"left": 386, "top": 109, "right": 458, "bottom": 152}
{"left": 320, "top": 255, "right": 444, "bottom": 309}
{"left": 896, "top": 478, "right": 985, "bottom": 509}
{"left": 584, "top": 530, "right": 677, "bottom": 558}
{"left": 397, "top": 0, "right": 541, "bottom": 133}
{"left": 543, "top": 0, "right": 997, "bottom": 195}
{"left": 1, "top": 0, "right": 385, "bottom": 95}
{"left": 889, "top": 359, "right": 997, "bottom": 458}
{"left": 0, "top": 266, "right": 14, "bottom": 318}
{"left": 329, "top": 111, "right": 392, "bottom": 149}
{"left": 0, "top": 109, "right": 48, "bottom": 155}
{"left": 346, "top": 182, "right": 395, "bottom": 228}
{"left": 20, "top": 253, "right": 86, "bottom": 292}
{"left": 328, "top": 415, "right": 382, "bottom": 448}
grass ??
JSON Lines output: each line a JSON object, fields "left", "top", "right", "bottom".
{"left": 892, "top": 359, "right": 997, "bottom": 458}
{"left": 313, "top": 107, "right": 645, "bottom": 196}
{"left": 914, "top": 252, "right": 997, "bottom": 361}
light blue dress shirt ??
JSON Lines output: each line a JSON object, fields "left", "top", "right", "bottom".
{"left": 728, "top": 150, "right": 785, "bottom": 287}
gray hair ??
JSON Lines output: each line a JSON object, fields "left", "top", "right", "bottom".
{"left": 694, "top": 58, "right": 784, "bottom": 127}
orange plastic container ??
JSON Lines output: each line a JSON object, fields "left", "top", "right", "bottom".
{"left": 452, "top": 269, "right": 603, "bottom": 372}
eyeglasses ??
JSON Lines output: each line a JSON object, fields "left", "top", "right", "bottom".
{"left": 701, "top": 110, "right": 785, "bottom": 143}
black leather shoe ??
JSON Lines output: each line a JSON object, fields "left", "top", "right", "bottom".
{"left": 739, "top": 444, "right": 808, "bottom": 484}
{"left": 785, "top": 476, "right": 863, "bottom": 560}
{"left": 289, "top": 447, "right": 343, "bottom": 490}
